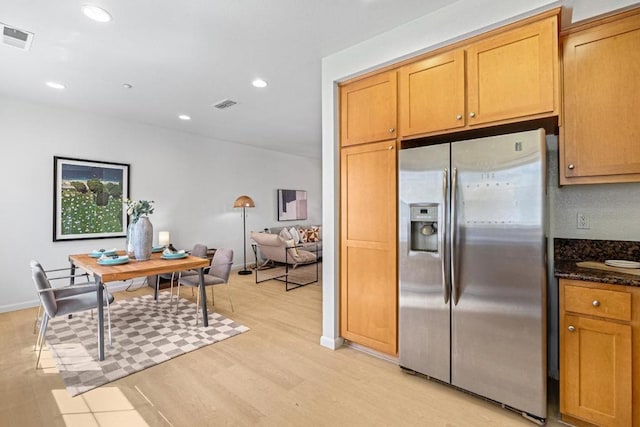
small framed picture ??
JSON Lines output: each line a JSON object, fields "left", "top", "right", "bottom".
{"left": 277, "top": 189, "right": 307, "bottom": 221}
{"left": 53, "top": 156, "right": 130, "bottom": 241}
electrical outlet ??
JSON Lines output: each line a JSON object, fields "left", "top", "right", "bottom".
{"left": 577, "top": 212, "right": 590, "bottom": 229}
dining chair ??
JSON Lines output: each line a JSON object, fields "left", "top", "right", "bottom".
{"left": 31, "top": 261, "right": 115, "bottom": 368}
{"left": 158, "top": 243, "right": 208, "bottom": 303}
{"left": 31, "top": 261, "right": 94, "bottom": 334}
{"left": 176, "top": 248, "right": 234, "bottom": 324}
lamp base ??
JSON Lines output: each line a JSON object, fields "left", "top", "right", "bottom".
{"left": 238, "top": 270, "right": 252, "bottom": 276}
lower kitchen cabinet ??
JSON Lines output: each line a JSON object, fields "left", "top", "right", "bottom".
{"left": 560, "top": 279, "right": 639, "bottom": 427}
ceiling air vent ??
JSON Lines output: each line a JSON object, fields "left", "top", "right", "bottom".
{"left": 212, "top": 99, "right": 237, "bottom": 110}
{"left": 1, "top": 23, "right": 34, "bottom": 51}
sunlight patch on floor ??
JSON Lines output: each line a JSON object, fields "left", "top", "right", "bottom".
{"left": 52, "top": 387, "right": 150, "bottom": 427}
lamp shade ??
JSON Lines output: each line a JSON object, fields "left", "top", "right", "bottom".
{"left": 158, "top": 231, "right": 170, "bottom": 246}
{"left": 233, "top": 195, "right": 255, "bottom": 208}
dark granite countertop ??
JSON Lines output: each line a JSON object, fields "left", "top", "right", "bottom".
{"left": 554, "top": 259, "right": 640, "bottom": 287}
{"left": 554, "top": 238, "right": 640, "bottom": 288}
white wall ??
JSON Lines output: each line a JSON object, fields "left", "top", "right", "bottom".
{"left": 0, "top": 95, "right": 321, "bottom": 312}
{"left": 320, "top": 0, "right": 640, "bottom": 354}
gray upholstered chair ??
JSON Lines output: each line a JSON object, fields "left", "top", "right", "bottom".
{"left": 31, "top": 261, "right": 94, "bottom": 334}
{"left": 156, "top": 243, "right": 208, "bottom": 302}
{"left": 176, "top": 248, "right": 234, "bottom": 323}
{"left": 31, "top": 260, "right": 115, "bottom": 368}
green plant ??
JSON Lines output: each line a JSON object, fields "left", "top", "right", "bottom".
{"left": 125, "top": 199, "right": 155, "bottom": 223}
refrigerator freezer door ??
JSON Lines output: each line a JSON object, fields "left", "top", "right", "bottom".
{"left": 450, "top": 129, "right": 547, "bottom": 418}
{"left": 398, "top": 143, "right": 450, "bottom": 383}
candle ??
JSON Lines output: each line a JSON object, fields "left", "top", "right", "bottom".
{"left": 158, "top": 231, "right": 170, "bottom": 246}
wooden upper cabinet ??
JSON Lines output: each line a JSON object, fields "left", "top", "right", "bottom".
{"left": 560, "top": 9, "right": 640, "bottom": 185}
{"left": 467, "top": 15, "right": 558, "bottom": 126}
{"left": 399, "top": 50, "right": 466, "bottom": 137}
{"left": 397, "top": 10, "right": 559, "bottom": 140}
{"left": 340, "top": 71, "right": 397, "bottom": 147}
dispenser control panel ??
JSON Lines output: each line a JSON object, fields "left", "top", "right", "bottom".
{"left": 410, "top": 204, "right": 438, "bottom": 222}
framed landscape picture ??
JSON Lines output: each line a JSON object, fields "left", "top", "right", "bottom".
{"left": 53, "top": 156, "right": 130, "bottom": 241}
{"left": 277, "top": 189, "right": 307, "bottom": 221}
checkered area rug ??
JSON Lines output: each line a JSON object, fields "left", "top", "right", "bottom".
{"left": 45, "top": 293, "right": 250, "bottom": 396}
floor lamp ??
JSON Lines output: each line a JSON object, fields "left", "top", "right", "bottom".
{"left": 233, "top": 195, "right": 255, "bottom": 275}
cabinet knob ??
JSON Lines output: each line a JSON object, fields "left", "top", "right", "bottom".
{"left": 388, "top": 146, "right": 393, "bottom": 150}
{"left": 592, "top": 300, "right": 600, "bottom": 307}
{"left": 568, "top": 325, "right": 576, "bottom": 332}
{"left": 456, "top": 114, "right": 462, "bottom": 120}
{"left": 469, "top": 112, "right": 476, "bottom": 118}
{"left": 568, "top": 164, "right": 575, "bottom": 170}
{"left": 389, "top": 128, "right": 395, "bottom": 133}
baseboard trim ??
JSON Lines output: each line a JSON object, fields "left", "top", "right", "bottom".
{"left": 343, "top": 340, "right": 399, "bottom": 363}
{"left": 320, "top": 335, "right": 344, "bottom": 350}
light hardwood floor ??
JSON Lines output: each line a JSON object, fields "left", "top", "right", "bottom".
{"left": 2, "top": 271, "right": 564, "bottom": 426}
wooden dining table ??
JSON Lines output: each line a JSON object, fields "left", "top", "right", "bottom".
{"left": 68, "top": 251, "right": 210, "bottom": 361}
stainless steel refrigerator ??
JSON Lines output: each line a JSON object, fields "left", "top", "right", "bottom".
{"left": 398, "top": 129, "right": 547, "bottom": 421}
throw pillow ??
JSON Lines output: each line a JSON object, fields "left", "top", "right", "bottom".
{"left": 289, "top": 227, "right": 301, "bottom": 244}
{"left": 305, "top": 226, "right": 319, "bottom": 242}
{"left": 297, "top": 227, "right": 308, "bottom": 243}
{"left": 317, "top": 226, "right": 322, "bottom": 241}
{"left": 279, "top": 228, "right": 292, "bottom": 240}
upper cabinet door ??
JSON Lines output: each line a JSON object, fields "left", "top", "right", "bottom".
{"left": 340, "top": 71, "right": 397, "bottom": 147}
{"left": 399, "top": 49, "right": 466, "bottom": 138}
{"left": 467, "top": 16, "right": 558, "bottom": 126}
{"left": 561, "top": 10, "right": 640, "bottom": 185}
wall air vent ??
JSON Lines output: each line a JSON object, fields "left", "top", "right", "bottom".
{"left": 212, "top": 99, "right": 237, "bottom": 109}
{"left": 1, "top": 23, "right": 34, "bottom": 51}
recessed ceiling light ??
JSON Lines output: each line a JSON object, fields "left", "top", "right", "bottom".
{"left": 122, "top": 83, "right": 133, "bottom": 89}
{"left": 46, "top": 81, "right": 66, "bottom": 90}
{"left": 252, "top": 78, "right": 268, "bottom": 88}
{"left": 82, "top": 5, "right": 112, "bottom": 23}
{"left": 178, "top": 114, "right": 191, "bottom": 121}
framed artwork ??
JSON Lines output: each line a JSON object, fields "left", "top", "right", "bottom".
{"left": 277, "top": 189, "right": 307, "bottom": 221}
{"left": 53, "top": 156, "right": 130, "bottom": 241}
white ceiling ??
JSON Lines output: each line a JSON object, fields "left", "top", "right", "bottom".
{"left": 0, "top": 1, "right": 458, "bottom": 158}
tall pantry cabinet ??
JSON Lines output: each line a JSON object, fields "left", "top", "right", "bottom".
{"left": 339, "top": 71, "right": 398, "bottom": 355}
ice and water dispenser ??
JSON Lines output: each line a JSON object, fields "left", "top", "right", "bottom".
{"left": 409, "top": 203, "right": 439, "bottom": 253}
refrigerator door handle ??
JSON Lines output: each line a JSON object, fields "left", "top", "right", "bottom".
{"left": 450, "top": 167, "right": 458, "bottom": 305}
{"left": 442, "top": 168, "right": 449, "bottom": 304}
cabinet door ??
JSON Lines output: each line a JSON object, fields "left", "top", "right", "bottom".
{"left": 561, "top": 314, "right": 632, "bottom": 427}
{"left": 340, "top": 71, "right": 397, "bottom": 147}
{"left": 467, "top": 16, "right": 557, "bottom": 126}
{"left": 340, "top": 140, "right": 397, "bottom": 355}
{"left": 399, "top": 49, "right": 466, "bottom": 137}
{"left": 561, "top": 12, "right": 640, "bottom": 184}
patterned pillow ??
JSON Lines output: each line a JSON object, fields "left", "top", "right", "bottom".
{"left": 297, "top": 227, "right": 308, "bottom": 243}
{"left": 305, "top": 226, "right": 319, "bottom": 242}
